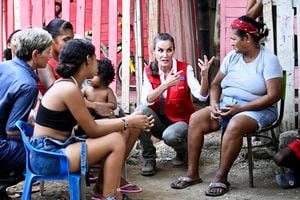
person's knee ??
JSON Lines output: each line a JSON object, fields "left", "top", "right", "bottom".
{"left": 274, "top": 149, "right": 289, "bottom": 167}
{"left": 225, "top": 121, "right": 243, "bottom": 139}
{"left": 274, "top": 152, "right": 285, "bottom": 166}
{"left": 135, "top": 105, "right": 150, "bottom": 114}
{"left": 163, "top": 131, "right": 182, "bottom": 147}
{"left": 110, "top": 133, "right": 126, "bottom": 153}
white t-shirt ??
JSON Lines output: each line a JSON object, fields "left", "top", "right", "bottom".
{"left": 220, "top": 45, "right": 282, "bottom": 102}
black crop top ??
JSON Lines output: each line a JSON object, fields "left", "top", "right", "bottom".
{"left": 35, "top": 103, "right": 77, "bottom": 132}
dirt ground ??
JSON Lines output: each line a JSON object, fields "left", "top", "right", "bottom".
{"left": 13, "top": 131, "right": 300, "bottom": 200}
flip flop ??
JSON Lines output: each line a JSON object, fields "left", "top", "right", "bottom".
{"left": 117, "top": 183, "right": 143, "bottom": 193}
{"left": 205, "top": 182, "right": 230, "bottom": 197}
{"left": 170, "top": 176, "right": 203, "bottom": 189}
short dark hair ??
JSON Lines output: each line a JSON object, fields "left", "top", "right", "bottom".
{"left": 44, "top": 19, "right": 73, "bottom": 39}
{"left": 96, "top": 58, "right": 115, "bottom": 87}
{"left": 56, "top": 39, "right": 95, "bottom": 78}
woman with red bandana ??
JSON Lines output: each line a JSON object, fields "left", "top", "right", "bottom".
{"left": 171, "top": 15, "right": 282, "bottom": 196}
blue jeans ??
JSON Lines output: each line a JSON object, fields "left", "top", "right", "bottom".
{"left": 30, "top": 136, "right": 86, "bottom": 175}
{"left": 220, "top": 96, "right": 278, "bottom": 130}
{"left": 0, "top": 136, "right": 25, "bottom": 174}
{"left": 136, "top": 105, "right": 188, "bottom": 160}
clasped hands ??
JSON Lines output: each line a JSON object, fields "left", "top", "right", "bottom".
{"left": 209, "top": 104, "right": 240, "bottom": 119}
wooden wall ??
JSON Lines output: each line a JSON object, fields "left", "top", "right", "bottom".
{"left": 1, "top": 0, "right": 149, "bottom": 112}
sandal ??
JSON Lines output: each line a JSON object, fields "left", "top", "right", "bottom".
{"left": 205, "top": 182, "right": 230, "bottom": 197}
{"left": 118, "top": 183, "right": 142, "bottom": 193}
{"left": 170, "top": 176, "right": 202, "bottom": 189}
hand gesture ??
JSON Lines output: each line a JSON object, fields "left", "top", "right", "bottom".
{"left": 163, "top": 70, "right": 183, "bottom": 88}
{"left": 198, "top": 55, "right": 215, "bottom": 77}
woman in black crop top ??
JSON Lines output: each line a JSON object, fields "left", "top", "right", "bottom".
{"left": 33, "top": 39, "right": 153, "bottom": 200}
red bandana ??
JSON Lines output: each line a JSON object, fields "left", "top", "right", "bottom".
{"left": 231, "top": 19, "right": 259, "bottom": 36}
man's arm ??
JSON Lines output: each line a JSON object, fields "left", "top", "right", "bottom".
{"left": 6, "top": 86, "right": 38, "bottom": 135}
{"left": 246, "top": 0, "right": 263, "bottom": 19}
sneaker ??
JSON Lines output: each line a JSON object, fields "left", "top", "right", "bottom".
{"left": 172, "top": 154, "right": 187, "bottom": 166}
{"left": 141, "top": 160, "right": 156, "bottom": 176}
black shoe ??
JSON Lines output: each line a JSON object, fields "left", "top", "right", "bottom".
{"left": 141, "top": 160, "right": 156, "bottom": 176}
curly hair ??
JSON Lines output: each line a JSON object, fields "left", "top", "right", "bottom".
{"left": 97, "top": 58, "right": 115, "bottom": 87}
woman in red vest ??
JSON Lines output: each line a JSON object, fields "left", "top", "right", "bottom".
{"left": 137, "top": 33, "right": 214, "bottom": 176}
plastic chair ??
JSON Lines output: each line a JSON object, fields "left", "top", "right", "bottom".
{"left": 221, "top": 70, "right": 286, "bottom": 187}
{"left": 16, "top": 120, "right": 86, "bottom": 200}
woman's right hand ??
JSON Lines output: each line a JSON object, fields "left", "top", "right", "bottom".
{"left": 209, "top": 104, "right": 221, "bottom": 119}
{"left": 163, "top": 70, "right": 183, "bottom": 88}
{"left": 126, "top": 112, "right": 154, "bottom": 130}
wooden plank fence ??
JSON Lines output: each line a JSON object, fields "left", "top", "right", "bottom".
{"left": 221, "top": 0, "right": 299, "bottom": 132}
{"left": 262, "top": 0, "right": 299, "bottom": 131}
{"left": 0, "top": 0, "right": 148, "bottom": 113}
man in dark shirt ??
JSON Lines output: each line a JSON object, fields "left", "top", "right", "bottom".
{"left": 0, "top": 28, "right": 52, "bottom": 193}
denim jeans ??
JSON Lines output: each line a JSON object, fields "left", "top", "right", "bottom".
{"left": 220, "top": 96, "right": 278, "bottom": 130}
{"left": 30, "top": 136, "right": 86, "bottom": 175}
{"left": 0, "top": 137, "right": 25, "bottom": 174}
{"left": 136, "top": 105, "right": 188, "bottom": 160}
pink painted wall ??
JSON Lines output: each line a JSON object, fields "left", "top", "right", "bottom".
{"left": 220, "top": 0, "right": 247, "bottom": 61}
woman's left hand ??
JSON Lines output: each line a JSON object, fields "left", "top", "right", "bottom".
{"left": 219, "top": 104, "right": 241, "bottom": 116}
{"left": 198, "top": 55, "right": 215, "bottom": 77}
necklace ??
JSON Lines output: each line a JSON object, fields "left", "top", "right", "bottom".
{"left": 70, "top": 76, "right": 79, "bottom": 87}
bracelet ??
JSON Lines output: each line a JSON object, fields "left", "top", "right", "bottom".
{"left": 121, "top": 118, "right": 129, "bottom": 130}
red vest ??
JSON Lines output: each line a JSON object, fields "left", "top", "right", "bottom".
{"left": 145, "top": 60, "right": 195, "bottom": 123}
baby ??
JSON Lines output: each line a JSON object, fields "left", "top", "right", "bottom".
{"left": 82, "top": 58, "right": 117, "bottom": 119}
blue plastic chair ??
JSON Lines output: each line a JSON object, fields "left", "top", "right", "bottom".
{"left": 16, "top": 120, "right": 86, "bottom": 200}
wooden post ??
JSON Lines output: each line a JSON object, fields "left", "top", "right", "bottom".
{"left": 44, "top": 0, "right": 55, "bottom": 25}
{"left": 147, "top": 0, "right": 160, "bottom": 63}
{"left": 296, "top": 0, "right": 300, "bottom": 129}
{"left": 108, "top": 0, "right": 118, "bottom": 93}
{"left": 7, "top": 0, "right": 14, "bottom": 37}
{"left": 76, "top": 0, "right": 85, "bottom": 37}
{"left": 32, "top": 0, "right": 43, "bottom": 27}
{"left": 92, "top": 0, "right": 101, "bottom": 59}
{"left": 121, "top": 0, "right": 130, "bottom": 113}
{"left": 134, "top": 0, "right": 144, "bottom": 105}
{"left": 263, "top": 0, "right": 275, "bottom": 53}
{"left": 19, "top": 0, "right": 31, "bottom": 28}
{"left": 276, "top": 0, "right": 295, "bottom": 129}
{"left": 61, "top": 0, "right": 71, "bottom": 21}
{"left": 14, "top": 0, "right": 21, "bottom": 30}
